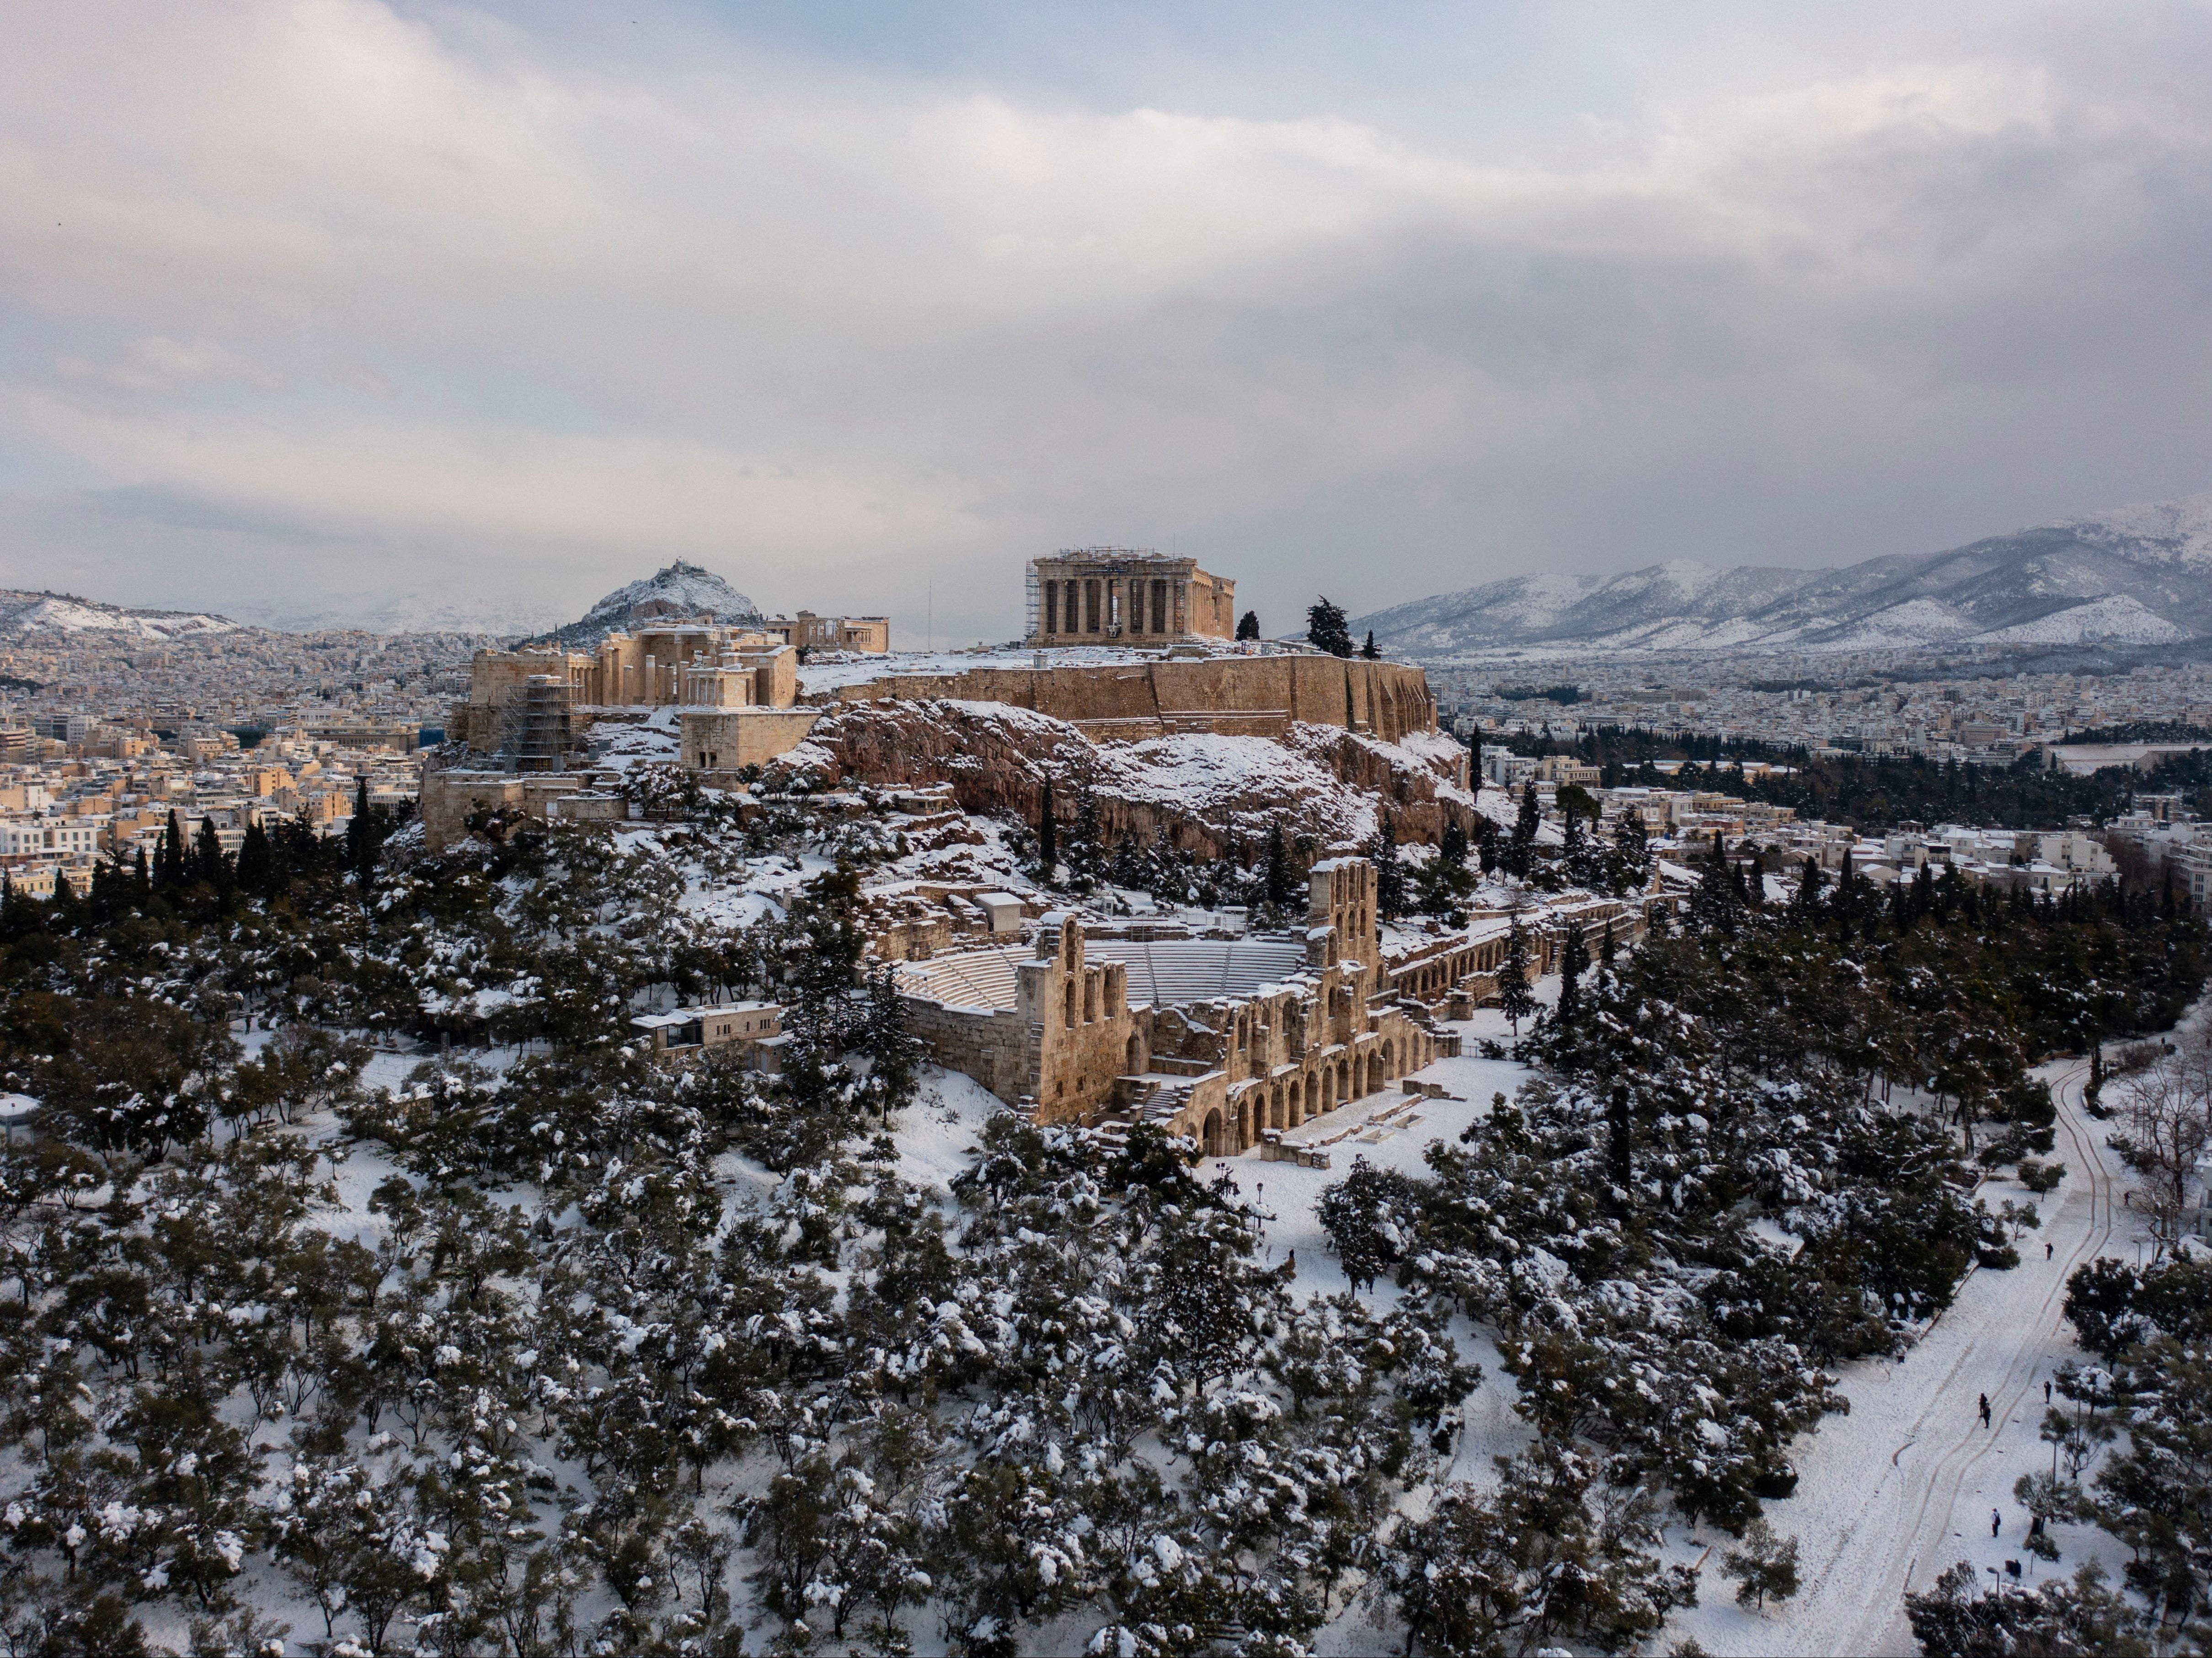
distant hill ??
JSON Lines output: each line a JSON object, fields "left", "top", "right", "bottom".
{"left": 533, "top": 561, "right": 763, "bottom": 650}
{"left": 0, "top": 589, "right": 237, "bottom": 643}
{"left": 1352, "top": 492, "right": 2212, "bottom": 658}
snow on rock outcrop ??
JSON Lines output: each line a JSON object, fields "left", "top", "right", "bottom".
{"left": 537, "top": 560, "right": 763, "bottom": 648}
{"left": 0, "top": 590, "right": 237, "bottom": 642}
{"left": 788, "top": 697, "right": 1477, "bottom": 856}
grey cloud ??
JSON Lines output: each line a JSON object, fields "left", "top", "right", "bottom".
{"left": 1, "top": 1, "right": 2210, "bottom": 641}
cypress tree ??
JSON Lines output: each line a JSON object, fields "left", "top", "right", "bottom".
{"left": 195, "top": 815, "right": 227, "bottom": 888}
{"left": 161, "top": 809, "right": 186, "bottom": 888}
{"left": 1370, "top": 815, "right": 1406, "bottom": 920}
{"left": 1360, "top": 630, "right": 1380, "bottom": 660}
{"left": 133, "top": 846, "right": 150, "bottom": 898}
{"left": 1791, "top": 856, "right": 1824, "bottom": 924}
{"left": 1263, "top": 822, "right": 1296, "bottom": 909}
{"left": 1234, "top": 610, "right": 1261, "bottom": 642}
{"left": 237, "top": 820, "right": 273, "bottom": 896}
{"left": 1555, "top": 915, "right": 1586, "bottom": 1030}
{"left": 1608, "top": 1084, "right": 1633, "bottom": 1201}
{"left": 1037, "top": 777, "right": 1058, "bottom": 880}
{"left": 1508, "top": 783, "right": 1540, "bottom": 878}
{"left": 1475, "top": 816, "right": 1499, "bottom": 876}
{"left": 1597, "top": 916, "right": 1616, "bottom": 973}
{"left": 1069, "top": 786, "right": 1101, "bottom": 884}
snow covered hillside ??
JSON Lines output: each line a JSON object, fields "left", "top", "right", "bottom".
{"left": 1354, "top": 489, "right": 2212, "bottom": 658}
{"left": 536, "top": 559, "right": 764, "bottom": 647}
{"left": 0, "top": 588, "right": 238, "bottom": 642}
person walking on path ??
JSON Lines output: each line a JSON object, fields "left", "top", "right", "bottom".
{"left": 2046, "top": 1241, "right": 2054, "bottom": 1260}
{"left": 2045, "top": 1380, "right": 2052, "bottom": 1404}
{"left": 1979, "top": 1393, "right": 1993, "bottom": 1429}
{"left": 1991, "top": 1508, "right": 2002, "bottom": 1539}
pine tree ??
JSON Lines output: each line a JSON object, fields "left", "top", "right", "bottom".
{"left": 1360, "top": 630, "right": 1380, "bottom": 660}
{"left": 1597, "top": 917, "right": 1616, "bottom": 974}
{"left": 1721, "top": 1520, "right": 1801, "bottom": 1612}
{"left": 1475, "top": 816, "right": 1498, "bottom": 875}
{"left": 1036, "top": 777, "right": 1058, "bottom": 881}
{"left": 1497, "top": 910, "right": 1536, "bottom": 1038}
{"left": 132, "top": 846, "right": 150, "bottom": 898}
{"left": 1439, "top": 819, "right": 1469, "bottom": 872}
{"left": 1306, "top": 597, "right": 1354, "bottom": 658}
{"left": 1234, "top": 610, "right": 1261, "bottom": 642}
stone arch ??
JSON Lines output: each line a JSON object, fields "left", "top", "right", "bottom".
{"left": 1287, "top": 1078, "right": 1303, "bottom": 1127}
{"left": 1380, "top": 1039, "right": 1395, "bottom": 1081}
{"left": 1202, "top": 1109, "right": 1226, "bottom": 1157}
{"left": 1336, "top": 1059, "right": 1350, "bottom": 1103}
{"left": 1126, "top": 1032, "right": 1143, "bottom": 1075}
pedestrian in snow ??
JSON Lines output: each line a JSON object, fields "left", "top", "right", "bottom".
{"left": 1991, "top": 1508, "right": 2002, "bottom": 1538}
{"left": 2045, "top": 1380, "right": 2052, "bottom": 1404}
{"left": 1979, "top": 1393, "right": 1992, "bottom": 1428}
{"left": 2046, "top": 1241, "right": 2054, "bottom": 1260}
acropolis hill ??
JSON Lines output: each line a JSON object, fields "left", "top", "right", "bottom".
{"left": 418, "top": 552, "right": 1465, "bottom": 853}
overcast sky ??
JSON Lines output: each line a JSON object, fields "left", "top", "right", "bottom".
{"left": 4, "top": 0, "right": 2211, "bottom": 641}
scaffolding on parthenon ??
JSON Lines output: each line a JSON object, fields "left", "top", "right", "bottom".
{"left": 497, "top": 674, "right": 573, "bottom": 773}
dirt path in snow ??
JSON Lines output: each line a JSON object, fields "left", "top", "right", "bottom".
{"left": 1768, "top": 1060, "right": 2119, "bottom": 1656}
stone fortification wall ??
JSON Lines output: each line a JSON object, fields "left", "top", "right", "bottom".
{"left": 820, "top": 656, "right": 1436, "bottom": 745}
{"left": 898, "top": 999, "right": 1029, "bottom": 1104}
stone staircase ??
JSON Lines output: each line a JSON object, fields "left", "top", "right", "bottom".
{"left": 1092, "top": 1071, "right": 1206, "bottom": 1150}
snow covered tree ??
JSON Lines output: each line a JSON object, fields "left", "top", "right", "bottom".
{"left": 1609, "top": 812, "right": 1650, "bottom": 895}
{"left": 1497, "top": 911, "right": 1536, "bottom": 1039}
{"left": 1505, "top": 784, "right": 1540, "bottom": 880}
{"left": 1306, "top": 598, "right": 1354, "bottom": 658}
{"left": 1554, "top": 916, "right": 1586, "bottom": 1032}
{"left": 1721, "top": 1519, "right": 1799, "bottom": 1610}
{"left": 1378, "top": 1443, "right": 1694, "bottom": 1658}
{"left": 1370, "top": 816, "right": 1407, "bottom": 920}
{"left": 1905, "top": 1560, "right": 2151, "bottom": 1657}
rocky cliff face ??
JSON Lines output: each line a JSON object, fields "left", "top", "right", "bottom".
{"left": 792, "top": 697, "right": 1477, "bottom": 858}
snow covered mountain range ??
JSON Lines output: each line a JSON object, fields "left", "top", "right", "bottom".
{"left": 534, "top": 561, "right": 763, "bottom": 649}
{"left": 1352, "top": 492, "right": 2212, "bottom": 658}
{"left": 0, "top": 589, "right": 238, "bottom": 643}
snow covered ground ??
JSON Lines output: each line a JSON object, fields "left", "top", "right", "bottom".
{"left": 1144, "top": 978, "right": 2170, "bottom": 1658}
{"left": 1672, "top": 1047, "right": 2153, "bottom": 1657}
